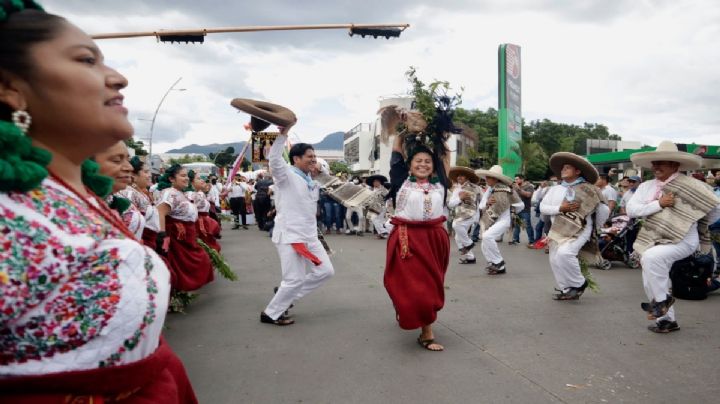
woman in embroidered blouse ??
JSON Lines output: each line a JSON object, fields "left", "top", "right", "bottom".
{"left": 119, "top": 155, "right": 162, "bottom": 250}
{"left": 96, "top": 140, "right": 146, "bottom": 239}
{"left": 187, "top": 171, "right": 222, "bottom": 252}
{"left": 156, "top": 164, "right": 214, "bottom": 291}
{"left": 0, "top": 3, "right": 196, "bottom": 402}
{"left": 383, "top": 134, "right": 450, "bottom": 352}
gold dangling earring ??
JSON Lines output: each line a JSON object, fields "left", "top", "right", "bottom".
{"left": 11, "top": 110, "right": 32, "bottom": 134}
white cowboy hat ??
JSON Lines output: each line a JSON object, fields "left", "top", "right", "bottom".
{"left": 549, "top": 152, "right": 599, "bottom": 184}
{"left": 630, "top": 140, "right": 702, "bottom": 171}
{"left": 475, "top": 165, "right": 513, "bottom": 186}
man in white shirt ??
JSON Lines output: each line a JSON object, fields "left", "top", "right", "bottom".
{"left": 228, "top": 174, "right": 249, "bottom": 229}
{"left": 596, "top": 174, "right": 618, "bottom": 214}
{"left": 541, "top": 153, "right": 609, "bottom": 300}
{"left": 627, "top": 141, "right": 720, "bottom": 333}
{"left": 261, "top": 129, "right": 335, "bottom": 326}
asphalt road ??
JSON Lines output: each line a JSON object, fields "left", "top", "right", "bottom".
{"left": 164, "top": 225, "right": 720, "bottom": 404}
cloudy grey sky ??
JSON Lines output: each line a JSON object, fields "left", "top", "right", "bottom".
{"left": 44, "top": 0, "right": 720, "bottom": 152}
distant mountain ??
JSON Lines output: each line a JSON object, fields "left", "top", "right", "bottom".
{"left": 166, "top": 131, "right": 344, "bottom": 155}
{"left": 312, "top": 131, "right": 344, "bottom": 149}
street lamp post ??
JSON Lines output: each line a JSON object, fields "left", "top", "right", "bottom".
{"left": 148, "top": 77, "right": 186, "bottom": 172}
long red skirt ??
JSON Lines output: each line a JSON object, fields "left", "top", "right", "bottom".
{"left": 384, "top": 216, "right": 449, "bottom": 330}
{"left": 142, "top": 228, "right": 176, "bottom": 287}
{"left": 0, "top": 338, "right": 197, "bottom": 404}
{"left": 198, "top": 212, "right": 221, "bottom": 252}
{"left": 166, "top": 217, "right": 214, "bottom": 291}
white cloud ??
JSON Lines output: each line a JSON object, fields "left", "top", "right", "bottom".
{"left": 44, "top": 0, "right": 720, "bottom": 152}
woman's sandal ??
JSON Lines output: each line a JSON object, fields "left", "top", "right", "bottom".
{"left": 417, "top": 337, "right": 444, "bottom": 351}
{"left": 260, "top": 312, "right": 294, "bottom": 326}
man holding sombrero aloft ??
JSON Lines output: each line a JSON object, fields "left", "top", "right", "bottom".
{"left": 475, "top": 165, "right": 524, "bottom": 274}
{"left": 448, "top": 166, "right": 482, "bottom": 264}
{"left": 627, "top": 141, "right": 720, "bottom": 333}
{"left": 231, "top": 99, "right": 335, "bottom": 326}
{"left": 540, "top": 152, "right": 610, "bottom": 300}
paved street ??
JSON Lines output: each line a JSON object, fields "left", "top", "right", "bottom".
{"left": 165, "top": 226, "right": 720, "bottom": 403}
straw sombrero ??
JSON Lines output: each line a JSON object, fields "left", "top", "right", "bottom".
{"left": 630, "top": 140, "right": 702, "bottom": 171}
{"left": 549, "top": 152, "right": 599, "bottom": 184}
{"left": 474, "top": 165, "right": 512, "bottom": 186}
{"left": 366, "top": 174, "right": 388, "bottom": 186}
{"left": 449, "top": 166, "right": 479, "bottom": 184}
{"left": 230, "top": 98, "right": 297, "bottom": 131}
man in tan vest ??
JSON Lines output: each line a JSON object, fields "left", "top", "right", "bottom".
{"left": 627, "top": 141, "right": 720, "bottom": 333}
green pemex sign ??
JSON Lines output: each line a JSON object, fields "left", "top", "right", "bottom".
{"left": 498, "top": 44, "right": 522, "bottom": 177}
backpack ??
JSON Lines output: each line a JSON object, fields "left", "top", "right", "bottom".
{"left": 670, "top": 252, "right": 714, "bottom": 300}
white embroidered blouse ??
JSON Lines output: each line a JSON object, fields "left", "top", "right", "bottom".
{"left": 0, "top": 178, "right": 170, "bottom": 375}
{"left": 158, "top": 187, "right": 198, "bottom": 222}
{"left": 117, "top": 186, "right": 160, "bottom": 232}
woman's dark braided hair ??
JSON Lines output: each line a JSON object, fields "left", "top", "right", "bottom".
{"left": 156, "top": 164, "right": 184, "bottom": 191}
{"left": 129, "top": 155, "right": 144, "bottom": 174}
{"left": 0, "top": 1, "right": 113, "bottom": 196}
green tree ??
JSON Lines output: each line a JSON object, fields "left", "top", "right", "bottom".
{"left": 209, "top": 146, "right": 237, "bottom": 170}
{"left": 124, "top": 138, "right": 147, "bottom": 156}
{"left": 329, "top": 161, "right": 350, "bottom": 174}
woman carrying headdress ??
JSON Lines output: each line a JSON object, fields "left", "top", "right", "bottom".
{"left": 156, "top": 164, "right": 214, "bottom": 291}
{"left": 0, "top": 2, "right": 196, "bottom": 401}
{"left": 380, "top": 73, "right": 457, "bottom": 351}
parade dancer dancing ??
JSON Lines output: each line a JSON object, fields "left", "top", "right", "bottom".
{"left": 230, "top": 99, "right": 334, "bottom": 326}
{"left": 378, "top": 85, "right": 458, "bottom": 351}
{"left": 448, "top": 166, "right": 482, "bottom": 264}
{"left": 627, "top": 141, "right": 720, "bottom": 333}
{"left": 366, "top": 174, "right": 390, "bottom": 238}
{"left": 475, "top": 165, "right": 524, "bottom": 274}
{"left": 540, "top": 152, "right": 609, "bottom": 300}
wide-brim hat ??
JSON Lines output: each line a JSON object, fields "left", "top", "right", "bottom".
{"left": 549, "top": 152, "right": 599, "bottom": 184}
{"left": 449, "top": 166, "right": 480, "bottom": 184}
{"left": 474, "top": 165, "right": 512, "bottom": 186}
{"left": 630, "top": 141, "right": 702, "bottom": 171}
{"left": 366, "top": 174, "right": 388, "bottom": 185}
{"left": 230, "top": 98, "right": 297, "bottom": 131}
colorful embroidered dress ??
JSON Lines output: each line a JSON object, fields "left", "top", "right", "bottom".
{"left": 187, "top": 191, "right": 221, "bottom": 252}
{"left": 158, "top": 188, "right": 213, "bottom": 291}
{"left": 383, "top": 152, "right": 450, "bottom": 330}
{"left": 0, "top": 178, "right": 170, "bottom": 375}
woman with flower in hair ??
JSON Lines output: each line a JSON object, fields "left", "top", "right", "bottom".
{"left": 156, "top": 164, "right": 214, "bottom": 291}
{"left": 380, "top": 70, "right": 458, "bottom": 352}
{"left": 95, "top": 140, "right": 146, "bottom": 239}
{"left": 0, "top": 2, "right": 196, "bottom": 402}
{"left": 119, "top": 154, "right": 163, "bottom": 250}
{"left": 187, "top": 170, "right": 222, "bottom": 252}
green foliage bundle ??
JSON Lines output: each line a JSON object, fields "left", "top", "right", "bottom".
{"left": 197, "top": 238, "right": 238, "bottom": 281}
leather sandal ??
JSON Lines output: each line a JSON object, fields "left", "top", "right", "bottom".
{"left": 417, "top": 337, "right": 444, "bottom": 351}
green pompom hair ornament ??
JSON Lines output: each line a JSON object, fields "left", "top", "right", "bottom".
{"left": 0, "top": 0, "right": 44, "bottom": 22}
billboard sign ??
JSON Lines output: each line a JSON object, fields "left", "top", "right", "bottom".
{"left": 498, "top": 44, "right": 522, "bottom": 177}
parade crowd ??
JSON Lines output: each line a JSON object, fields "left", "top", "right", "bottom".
{"left": 2, "top": 2, "right": 720, "bottom": 403}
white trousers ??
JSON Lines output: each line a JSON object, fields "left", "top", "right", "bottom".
{"left": 264, "top": 240, "right": 334, "bottom": 320}
{"left": 346, "top": 207, "right": 365, "bottom": 232}
{"left": 480, "top": 215, "right": 511, "bottom": 265}
{"left": 371, "top": 208, "right": 388, "bottom": 235}
{"left": 549, "top": 222, "right": 593, "bottom": 290}
{"left": 640, "top": 224, "right": 698, "bottom": 322}
{"left": 452, "top": 217, "right": 474, "bottom": 250}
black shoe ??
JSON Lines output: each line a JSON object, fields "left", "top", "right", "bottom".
{"left": 232, "top": 224, "right": 240, "bottom": 230}
{"left": 508, "top": 240, "right": 519, "bottom": 245}
{"left": 643, "top": 295, "right": 675, "bottom": 320}
{"left": 487, "top": 261, "right": 506, "bottom": 275}
{"left": 553, "top": 281, "right": 587, "bottom": 300}
{"left": 242, "top": 225, "right": 248, "bottom": 230}
{"left": 648, "top": 320, "right": 680, "bottom": 333}
{"left": 459, "top": 257, "right": 476, "bottom": 264}
{"left": 260, "top": 312, "right": 294, "bottom": 326}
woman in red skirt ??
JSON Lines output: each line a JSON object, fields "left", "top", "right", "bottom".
{"left": 156, "top": 164, "right": 214, "bottom": 291}
{"left": 187, "top": 171, "right": 222, "bottom": 252}
{"left": 384, "top": 133, "right": 450, "bottom": 352}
